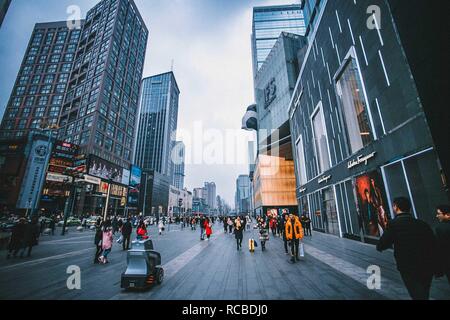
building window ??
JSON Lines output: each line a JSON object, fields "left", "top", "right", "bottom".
{"left": 295, "top": 134, "right": 308, "bottom": 185}
{"left": 335, "top": 56, "right": 373, "bottom": 154}
{"left": 311, "top": 102, "right": 331, "bottom": 174}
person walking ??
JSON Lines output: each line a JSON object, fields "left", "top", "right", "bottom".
{"left": 121, "top": 217, "right": 133, "bottom": 250}
{"left": 137, "top": 220, "right": 149, "bottom": 240}
{"left": 435, "top": 205, "right": 450, "bottom": 285}
{"left": 94, "top": 218, "right": 103, "bottom": 264}
{"left": 99, "top": 225, "right": 113, "bottom": 264}
{"left": 285, "top": 213, "right": 304, "bottom": 263}
{"left": 158, "top": 219, "right": 165, "bottom": 236}
{"left": 277, "top": 215, "right": 283, "bottom": 237}
{"left": 6, "top": 218, "right": 27, "bottom": 259}
{"left": 200, "top": 215, "right": 206, "bottom": 241}
{"left": 301, "top": 214, "right": 312, "bottom": 236}
{"left": 246, "top": 215, "right": 251, "bottom": 230}
{"left": 234, "top": 217, "right": 244, "bottom": 250}
{"left": 258, "top": 217, "right": 269, "bottom": 251}
{"left": 269, "top": 217, "right": 277, "bottom": 237}
{"left": 112, "top": 216, "right": 118, "bottom": 235}
{"left": 377, "top": 197, "right": 438, "bottom": 300}
{"left": 20, "top": 216, "right": 40, "bottom": 258}
{"left": 241, "top": 216, "right": 247, "bottom": 232}
{"left": 82, "top": 217, "right": 88, "bottom": 230}
{"left": 227, "top": 217, "right": 233, "bottom": 234}
{"left": 49, "top": 216, "right": 56, "bottom": 236}
{"left": 223, "top": 217, "right": 228, "bottom": 234}
{"left": 282, "top": 213, "right": 289, "bottom": 255}
{"left": 205, "top": 217, "right": 213, "bottom": 241}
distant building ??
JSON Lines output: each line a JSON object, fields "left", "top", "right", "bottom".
{"left": 135, "top": 72, "right": 180, "bottom": 182}
{"left": 204, "top": 182, "right": 216, "bottom": 210}
{"left": 235, "top": 175, "right": 251, "bottom": 214}
{"left": 173, "top": 141, "right": 185, "bottom": 189}
{"left": 168, "top": 186, "right": 192, "bottom": 217}
{"left": 252, "top": 4, "right": 306, "bottom": 76}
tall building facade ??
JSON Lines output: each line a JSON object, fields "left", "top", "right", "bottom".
{"left": 251, "top": 31, "right": 307, "bottom": 217}
{"left": 204, "top": 182, "right": 216, "bottom": 210}
{"left": 289, "top": 0, "right": 448, "bottom": 243}
{"left": 58, "top": 0, "right": 148, "bottom": 169}
{"left": 173, "top": 141, "right": 185, "bottom": 189}
{"left": 252, "top": 4, "right": 306, "bottom": 76}
{"left": 134, "top": 72, "right": 180, "bottom": 180}
{"left": 0, "top": 0, "right": 12, "bottom": 28}
{"left": 0, "top": 21, "right": 84, "bottom": 139}
{"left": 235, "top": 175, "right": 251, "bottom": 214}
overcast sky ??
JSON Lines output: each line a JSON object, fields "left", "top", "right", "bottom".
{"left": 0, "top": 0, "right": 296, "bottom": 206}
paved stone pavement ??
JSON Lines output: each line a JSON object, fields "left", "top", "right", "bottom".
{"left": 0, "top": 222, "right": 448, "bottom": 300}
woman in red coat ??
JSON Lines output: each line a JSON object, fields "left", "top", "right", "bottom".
{"left": 136, "top": 220, "right": 149, "bottom": 240}
{"left": 205, "top": 218, "right": 213, "bottom": 240}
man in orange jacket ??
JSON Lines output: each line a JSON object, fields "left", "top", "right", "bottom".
{"left": 285, "top": 213, "right": 304, "bottom": 263}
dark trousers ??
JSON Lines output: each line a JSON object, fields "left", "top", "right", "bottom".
{"left": 290, "top": 239, "right": 300, "bottom": 259}
{"left": 19, "top": 245, "right": 33, "bottom": 257}
{"left": 228, "top": 225, "right": 232, "bottom": 233}
{"left": 236, "top": 238, "right": 242, "bottom": 249}
{"left": 94, "top": 245, "right": 103, "bottom": 263}
{"left": 122, "top": 234, "right": 131, "bottom": 250}
{"left": 283, "top": 237, "right": 288, "bottom": 253}
{"left": 305, "top": 226, "right": 312, "bottom": 236}
{"left": 400, "top": 272, "right": 433, "bottom": 300}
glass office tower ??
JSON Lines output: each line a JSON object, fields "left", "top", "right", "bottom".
{"left": 173, "top": 141, "right": 185, "bottom": 190}
{"left": 58, "top": 0, "right": 148, "bottom": 169}
{"left": 0, "top": 21, "right": 83, "bottom": 139}
{"left": 252, "top": 4, "right": 306, "bottom": 76}
{"left": 134, "top": 72, "right": 180, "bottom": 181}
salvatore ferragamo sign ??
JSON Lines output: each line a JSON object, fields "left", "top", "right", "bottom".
{"left": 347, "top": 152, "right": 377, "bottom": 169}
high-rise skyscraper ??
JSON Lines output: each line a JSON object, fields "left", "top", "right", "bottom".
{"left": 173, "top": 141, "right": 185, "bottom": 190}
{"left": 251, "top": 4, "right": 305, "bottom": 76}
{"left": 58, "top": 0, "right": 148, "bottom": 169}
{"left": 235, "top": 175, "right": 251, "bottom": 214}
{"left": 0, "top": 21, "right": 84, "bottom": 139}
{"left": 0, "top": 0, "right": 12, "bottom": 28}
{"left": 134, "top": 72, "right": 180, "bottom": 180}
{"left": 204, "top": 182, "right": 216, "bottom": 210}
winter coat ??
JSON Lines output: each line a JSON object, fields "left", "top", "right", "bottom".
{"left": 377, "top": 213, "right": 438, "bottom": 276}
{"left": 23, "top": 222, "right": 40, "bottom": 246}
{"left": 8, "top": 222, "right": 27, "bottom": 250}
{"left": 94, "top": 227, "right": 103, "bottom": 246}
{"left": 102, "top": 230, "right": 113, "bottom": 250}
{"left": 259, "top": 223, "right": 269, "bottom": 241}
{"left": 205, "top": 223, "right": 213, "bottom": 236}
{"left": 285, "top": 217, "right": 304, "bottom": 240}
{"left": 234, "top": 219, "right": 243, "bottom": 239}
{"left": 121, "top": 221, "right": 133, "bottom": 236}
{"left": 137, "top": 227, "right": 148, "bottom": 239}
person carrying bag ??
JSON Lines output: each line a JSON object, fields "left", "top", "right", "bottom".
{"left": 285, "top": 214, "right": 304, "bottom": 263}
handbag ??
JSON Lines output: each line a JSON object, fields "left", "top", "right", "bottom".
{"left": 299, "top": 241, "right": 305, "bottom": 258}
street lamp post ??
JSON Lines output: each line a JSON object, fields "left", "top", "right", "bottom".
{"left": 102, "top": 171, "right": 119, "bottom": 222}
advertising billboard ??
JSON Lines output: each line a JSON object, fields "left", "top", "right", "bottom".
{"left": 127, "top": 165, "right": 141, "bottom": 207}
{"left": 355, "top": 170, "right": 390, "bottom": 238}
{"left": 88, "top": 155, "right": 123, "bottom": 184}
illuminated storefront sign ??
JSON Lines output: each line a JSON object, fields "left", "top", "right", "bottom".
{"left": 347, "top": 152, "right": 377, "bottom": 169}
{"left": 318, "top": 175, "right": 332, "bottom": 184}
